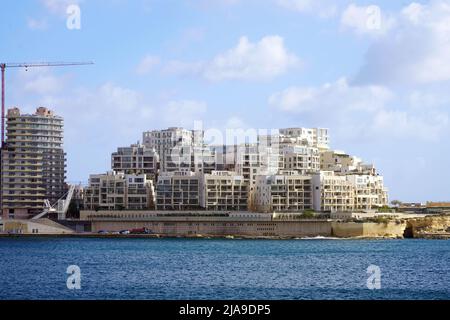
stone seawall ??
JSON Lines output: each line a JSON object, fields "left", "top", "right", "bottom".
{"left": 331, "top": 221, "right": 407, "bottom": 238}
{"left": 91, "top": 220, "right": 332, "bottom": 238}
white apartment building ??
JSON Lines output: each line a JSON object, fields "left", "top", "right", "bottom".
{"left": 193, "top": 146, "right": 216, "bottom": 174}
{"left": 212, "top": 145, "right": 238, "bottom": 171}
{"left": 164, "top": 145, "right": 216, "bottom": 174}
{"left": 253, "top": 171, "right": 313, "bottom": 213}
{"left": 278, "top": 127, "right": 330, "bottom": 149}
{"left": 312, "top": 171, "right": 355, "bottom": 212}
{"left": 84, "top": 171, "right": 155, "bottom": 211}
{"left": 201, "top": 171, "right": 248, "bottom": 211}
{"left": 111, "top": 143, "right": 159, "bottom": 179}
{"left": 346, "top": 174, "right": 388, "bottom": 210}
{"left": 235, "top": 144, "right": 260, "bottom": 186}
{"left": 282, "top": 145, "right": 320, "bottom": 174}
{"left": 155, "top": 171, "right": 202, "bottom": 210}
{"left": 142, "top": 127, "right": 203, "bottom": 172}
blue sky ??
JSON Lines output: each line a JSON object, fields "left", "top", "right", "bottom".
{"left": 1, "top": 0, "right": 450, "bottom": 202}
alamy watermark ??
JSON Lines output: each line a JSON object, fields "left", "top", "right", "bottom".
{"left": 66, "top": 265, "right": 81, "bottom": 290}
{"left": 366, "top": 264, "right": 381, "bottom": 290}
{"left": 366, "top": 5, "right": 382, "bottom": 31}
{"left": 66, "top": 4, "right": 81, "bottom": 30}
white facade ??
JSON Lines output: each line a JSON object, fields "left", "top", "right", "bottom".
{"left": 155, "top": 171, "right": 202, "bottom": 210}
{"left": 142, "top": 127, "right": 203, "bottom": 172}
{"left": 254, "top": 171, "right": 313, "bottom": 213}
{"left": 282, "top": 145, "right": 320, "bottom": 174}
{"left": 201, "top": 171, "right": 248, "bottom": 211}
{"left": 278, "top": 127, "right": 330, "bottom": 149}
{"left": 312, "top": 171, "right": 388, "bottom": 212}
{"left": 312, "top": 171, "right": 355, "bottom": 212}
{"left": 346, "top": 174, "right": 388, "bottom": 210}
{"left": 84, "top": 171, "right": 155, "bottom": 210}
{"left": 111, "top": 143, "right": 159, "bottom": 178}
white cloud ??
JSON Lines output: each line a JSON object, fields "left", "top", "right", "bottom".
{"left": 268, "top": 77, "right": 449, "bottom": 141}
{"left": 372, "top": 109, "right": 449, "bottom": 141}
{"left": 269, "top": 77, "right": 392, "bottom": 113}
{"left": 204, "top": 36, "right": 300, "bottom": 81}
{"left": 135, "top": 55, "right": 160, "bottom": 75}
{"left": 19, "top": 68, "right": 67, "bottom": 95}
{"left": 355, "top": 0, "right": 450, "bottom": 85}
{"left": 340, "top": 4, "right": 394, "bottom": 35}
{"left": 165, "top": 35, "right": 300, "bottom": 81}
{"left": 276, "top": 0, "right": 338, "bottom": 18}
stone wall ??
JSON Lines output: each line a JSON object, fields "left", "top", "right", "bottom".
{"left": 331, "top": 221, "right": 407, "bottom": 238}
{"left": 91, "top": 220, "right": 332, "bottom": 238}
{"left": 1, "top": 219, "right": 74, "bottom": 234}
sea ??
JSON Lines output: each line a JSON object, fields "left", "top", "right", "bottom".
{"left": 0, "top": 237, "right": 449, "bottom": 300}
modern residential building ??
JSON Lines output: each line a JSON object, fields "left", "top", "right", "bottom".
{"left": 235, "top": 143, "right": 261, "bottom": 186}
{"left": 320, "top": 150, "right": 362, "bottom": 173}
{"left": 253, "top": 171, "right": 313, "bottom": 213}
{"left": 278, "top": 127, "right": 330, "bottom": 149}
{"left": 346, "top": 174, "right": 388, "bottom": 210}
{"left": 201, "top": 171, "right": 248, "bottom": 211}
{"left": 312, "top": 171, "right": 355, "bottom": 212}
{"left": 164, "top": 145, "right": 216, "bottom": 174}
{"left": 84, "top": 171, "right": 155, "bottom": 211}
{"left": 82, "top": 125, "right": 389, "bottom": 215}
{"left": 283, "top": 145, "right": 320, "bottom": 174}
{"left": 212, "top": 145, "right": 238, "bottom": 171}
{"left": 142, "top": 127, "right": 203, "bottom": 172}
{"left": 235, "top": 144, "right": 280, "bottom": 186}
{"left": 111, "top": 143, "right": 159, "bottom": 179}
{"left": 320, "top": 150, "right": 378, "bottom": 176}
{"left": 1, "top": 107, "right": 66, "bottom": 219}
{"left": 155, "top": 170, "right": 202, "bottom": 210}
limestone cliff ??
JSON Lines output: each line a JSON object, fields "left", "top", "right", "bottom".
{"left": 406, "top": 215, "right": 450, "bottom": 239}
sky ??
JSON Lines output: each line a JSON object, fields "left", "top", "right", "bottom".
{"left": 1, "top": 0, "right": 449, "bottom": 202}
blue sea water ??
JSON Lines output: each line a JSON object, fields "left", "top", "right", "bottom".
{"left": 0, "top": 237, "right": 449, "bottom": 300}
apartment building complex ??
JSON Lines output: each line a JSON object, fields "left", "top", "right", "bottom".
{"left": 346, "top": 174, "right": 388, "bottom": 210}
{"left": 279, "top": 127, "right": 330, "bottom": 150}
{"left": 142, "top": 127, "right": 203, "bottom": 172}
{"left": 283, "top": 145, "right": 320, "bottom": 174}
{"left": 1, "top": 107, "right": 66, "bottom": 219}
{"left": 155, "top": 171, "right": 202, "bottom": 210}
{"left": 312, "top": 171, "right": 355, "bottom": 212}
{"left": 83, "top": 126, "right": 389, "bottom": 214}
{"left": 202, "top": 171, "right": 248, "bottom": 211}
{"left": 254, "top": 171, "right": 313, "bottom": 213}
{"left": 84, "top": 171, "right": 155, "bottom": 210}
{"left": 164, "top": 145, "right": 216, "bottom": 174}
{"left": 111, "top": 143, "right": 159, "bottom": 178}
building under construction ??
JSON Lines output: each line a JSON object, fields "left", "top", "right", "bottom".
{"left": 0, "top": 107, "right": 66, "bottom": 219}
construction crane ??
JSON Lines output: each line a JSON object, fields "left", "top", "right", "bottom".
{"left": 0, "top": 61, "right": 94, "bottom": 147}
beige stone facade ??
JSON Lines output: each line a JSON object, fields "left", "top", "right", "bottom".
{"left": 254, "top": 171, "right": 313, "bottom": 213}
{"left": 84, "top": 171, "right": 155, "bottom": 210}
{"left": 202, "top": 171, "right": 248, "bottom": 211}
